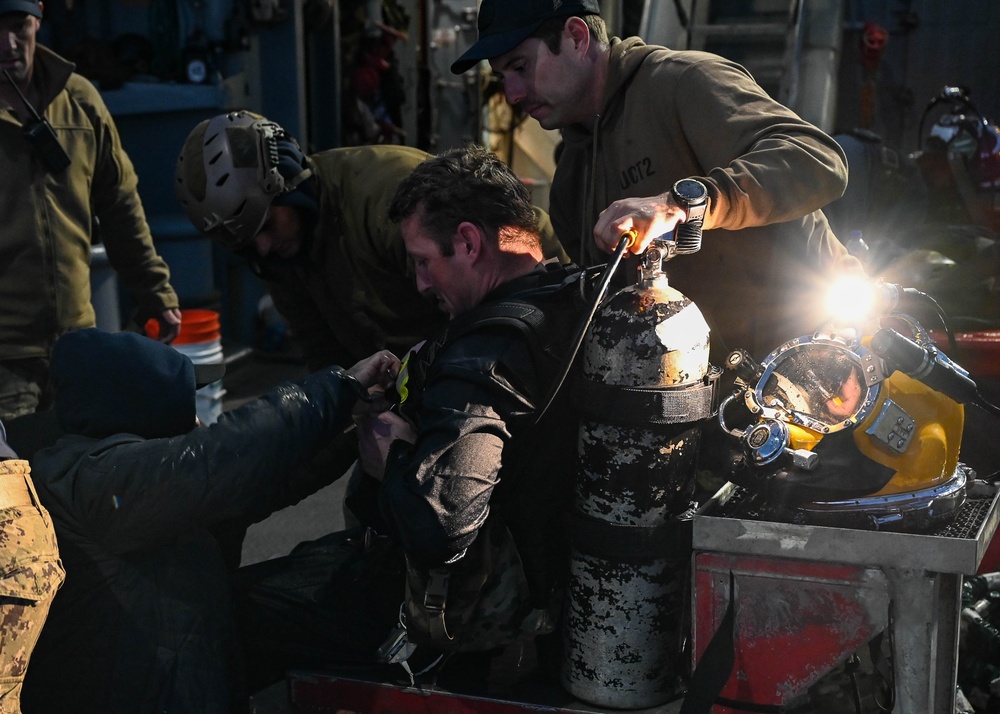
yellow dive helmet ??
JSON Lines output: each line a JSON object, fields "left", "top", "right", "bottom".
{"left": 717, "top": 283, "right": 977, "bottom": 531}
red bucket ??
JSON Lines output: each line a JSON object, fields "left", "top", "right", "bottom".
{"left": 146, "top": 309, "right": 221, "bottom": 344}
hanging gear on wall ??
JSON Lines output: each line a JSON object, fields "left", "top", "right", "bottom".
{"left": 914, "top": 85, "right": 1000, "bottom": 231}
{"left": 859, "top": 21, "right": 889, "bottom": 131}
{"left": 248, "top": 0, "right": 288, "bottom": 25}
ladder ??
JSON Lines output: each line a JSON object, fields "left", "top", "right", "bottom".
{"left": 638, "top": 0, "right": 843, "bottom": 132}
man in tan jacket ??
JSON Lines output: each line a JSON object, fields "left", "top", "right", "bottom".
{"left": 0, "top": 0, "right": 181, "bottom": 420}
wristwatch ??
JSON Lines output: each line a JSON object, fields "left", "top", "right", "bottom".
{"left": 671, "top": 178, "right": 708, "bottom": 225}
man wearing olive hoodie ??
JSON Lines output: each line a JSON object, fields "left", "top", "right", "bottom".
{"left": 452, "top": 0, "right": 864, "bottom": 361}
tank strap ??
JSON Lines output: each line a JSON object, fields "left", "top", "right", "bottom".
{"left": 679, "top": 571, "right": 736, "bottom": 714}
{"left": 574, "top": 368, "right": 721, "bottom": 425}
{"left": 568, "top": 511, "right": 693, "bottom": 563}
{"left": 414, "top": 300, "right": 546, "bottom": 376}
{"left": 680, "top": 570, "right": 817, "bottom": 714}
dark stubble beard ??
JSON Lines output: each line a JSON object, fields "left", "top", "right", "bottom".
{"left": 2, "top": 59, "right": 29, "bottom": 87}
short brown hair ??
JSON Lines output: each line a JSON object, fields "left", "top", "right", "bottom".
{"left": 388, "top": 145, "right": 540, "bottom": 256}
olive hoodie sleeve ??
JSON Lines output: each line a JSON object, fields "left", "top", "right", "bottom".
{"left": 551, "top": 40, "right": 849, "bottom": 264}
{"left": 256, "top": 258, "right": 350, "bottom": 371}
{"left": 660, "top": 53, "right": 848, "bottom": 231}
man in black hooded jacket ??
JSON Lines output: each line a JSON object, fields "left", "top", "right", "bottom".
{"left": 19, "top": 328, "right": 397, "bottom": 714}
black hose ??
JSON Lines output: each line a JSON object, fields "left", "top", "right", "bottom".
{"left": 919, "top": 289, "right": 958, "bottom": 354}
{"left": 976, "top": 395, "right": 1000, "bottom": 418}
{"left": 532, "top": 232, "right": 635, "bottom": 425}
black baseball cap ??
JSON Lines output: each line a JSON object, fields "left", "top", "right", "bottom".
{"left": 451, "top": 0, "right": 601, "bottom": 75}
{"left": 0, "top": 0, "right": 42, "bottom": 18}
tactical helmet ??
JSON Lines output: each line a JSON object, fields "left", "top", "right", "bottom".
{"left": 175, "top": 111, "right": 313, "bottom": 250}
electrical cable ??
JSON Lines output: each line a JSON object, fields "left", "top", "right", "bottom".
{"left": 531, "top": 231, "right": 635, "bottom": 425}
{"left": 889, "top": 288, "right": 1000, "bottom": 417}
{"left": 917, "top": 86, "right": 982, "bottom": 151}
{"left": 846, "top": 654, "right": 863, "bottom": 713}
{"left": 976, "top": 395, "right": 1000, "bottom": 418}
{"left": 881, "top": 283, "right": 958, "bottom": 353}
{"left": 875, "top": 600, "right": 897, "bottom": 712}
{"left": 916, "top": 288, "right": 958, "bottom": 354}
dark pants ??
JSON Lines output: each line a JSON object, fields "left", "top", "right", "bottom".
{"left": 0, "top": 359, "right": 51, "bottom": 422}
{"left": 233, "top": 529, "right": 530, "bottom": 698}
{"left": 232, "top": 529, "right": 405, "bottom": 693}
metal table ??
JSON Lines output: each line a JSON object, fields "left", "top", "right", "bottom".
{"left": 691, "top": 483, "right": 1000, "bottom": 713}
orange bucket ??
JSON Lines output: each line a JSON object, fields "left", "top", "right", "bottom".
{"left": 146, "top": 309, "right": 221, "bottom": 344}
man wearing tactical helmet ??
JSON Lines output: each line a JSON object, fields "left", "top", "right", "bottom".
{"left": 176, "top": 110, "right": 446, "bottom": 372}
{"left": 176, "top": 111, "right": 569, "bottom": 372}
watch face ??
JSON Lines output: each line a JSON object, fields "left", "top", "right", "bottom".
{"left": 674, "top": 178, "right": 707, "bottom": 203}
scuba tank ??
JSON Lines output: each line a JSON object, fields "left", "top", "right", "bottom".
{"left": 560, "top": 236, "right": 720, "bottom": 708}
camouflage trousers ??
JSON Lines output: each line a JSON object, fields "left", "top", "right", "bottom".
{"left": 0, "top": 460, "right": 64, "bottom": 714}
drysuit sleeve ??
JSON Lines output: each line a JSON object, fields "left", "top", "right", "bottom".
{"left": 378, "top": 334, "right": 538, "bottom": 567}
